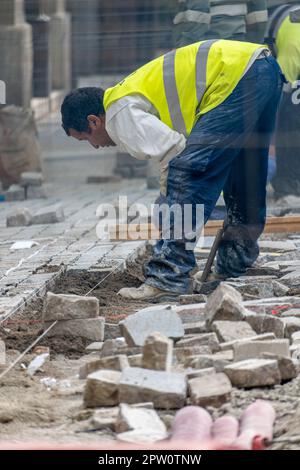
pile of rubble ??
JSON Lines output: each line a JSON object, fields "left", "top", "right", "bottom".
{"left": 3, "top": 275, "right": 299, "bottom": 444}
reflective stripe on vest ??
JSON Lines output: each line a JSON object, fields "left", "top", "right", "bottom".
{"left": 173, "top": 10, "right": 211, "bottom": 24}
{"left": 246, "top": 10, "right": 268, "bottom": 25}
{"left": 210, "top": 4, "right": 248, "bottom": 16}
{"left": 163, "top": 40, "right": 217, "bottom": 135}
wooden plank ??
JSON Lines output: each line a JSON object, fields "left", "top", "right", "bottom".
{"left": 110, "top": 216, "right": 300, "bottom": 240}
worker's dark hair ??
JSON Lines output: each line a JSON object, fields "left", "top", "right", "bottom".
{"left": 61, "top": 87, "right": 105, "bottom": 135}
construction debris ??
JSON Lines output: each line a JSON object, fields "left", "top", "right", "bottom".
{"left": 204, "top": 283, "right": 247, "bottom": 326}
{"left": 115, "top": 403, "right": 167, "bottom": 442}
{"left": 233, "top": 339, "right": 290, "bottom": 361}
{"left": 211, "top": 320, "right": 257, "bottom": 343}
{"left": 6, "top": 208, "right": 32, "bottom": 227}
{"left": 142, "top": 332, "right": 173, "bottom": 371}
{"left": 188, "top": 372, "right": 232, "bottom": 407}
{"left": 20, "top": 171, "right": 44, "bottom": 187}
{"left": 79, "top": 355, "right": 129, "bottom": 379}
{"left": 31, "top": 204, "right": 65, "bottom": 224}
{"left": 84, "top": 370, "right": 121, "bottom": 407}
{"left": 43, "top": 292, "right": 99, "bottom": 321}
{"left": 119, "top": 367, "right": 187, "bottom": 409}
{"left": 224, "top": 359, "right": 281, "bottom": 388}
{"left": 119, "top": 307, "right": 184, "bottom": 347}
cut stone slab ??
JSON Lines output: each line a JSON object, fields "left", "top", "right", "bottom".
{"left": 175, "top": 333, "right": 220, "bottom": 352}
{"left": 282, "top": 317, "right": 300, "bottom": 338}
{"left": 90, "top": 407, "right": 119, "bottom": 430}
{"left": 84, "top": 370, "right": 121, "bottom": 407}
{"left": 220, "top": 333, "right": 276, "bottom": 351}
{"left": 115, "top": 403, "right": 167, "bottom": 439}
{"left": 211, "top": 321, "right": 256, "bottom": 343}
{"left": 175, "top": 346, "right": 212, "bottom": 363}
{"left": 27, "top": 185, "right": 47, "bottom": 199}
{"left": 117, "top": 428, "right": 167, "bottom": 444}
{"left": 44, "top": 318, "right": 105, "bottom": 342}
{"left": 119, "top": 367, "right": 187, "bottom": 409}
{"left": 184, "top": 321, "right": 207, "bottom": 335}
{"left": 234, "top": 339, "right": 290, "bottom": 361}
{"left": 179, "top": 294, "right": 207, "bottom": 305}
{"left": 188, "top": 373, "right": 232, "bottom": 407}
{"left": 128, "top": 354, "right": 143, "bottom": 367}
{"left": 262, "top": 353, "right": 299, "bottom": 381}
{"left": 5, "top": 184, "right": 25, "bottom": 201}
{"left": 31, "top": 204, "right": 65, "bottom": 224}
{"left": 43, "top": 292, "right": 99, "bottom": 322}
{"left": 224, "top": 359, "right": 281, "bottom": 388}
{"left": 186, "top": 367, "right": 216, "bottom": 380}
{"left": 232, "top": 282, "right": 275, "bottom": 300}
{"left": 79, "top": 355, "right": 129, "bottom": 379}
{"left": 20, "top": 171, "right": 44, "bottom": 187}
{"left": 0, "top": 340, "right": 6, "bottom": 366}
{"left": 205, "top": 283, "right": 247, "bottom": 326}
{"left": 119, "top": 308, "right": 184, "bottom": 347}
{"left": 142, "top": 332, "right": 173, "bottom": 371}
{"left": 174, "top": 306, "right": 205, "bottom": 324}
{"left": 85, "top": 342, "right": 103, "bottom": 352}
{"left": 6, "top": 208, "right": 32, "bottom": 227}
{"left": 245, "top": 314, "right": 285, "bottom": 338}
{"left": 290, "top": 344, "right": 300, "bottom": 359}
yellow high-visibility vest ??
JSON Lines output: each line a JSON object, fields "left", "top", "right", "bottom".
{"left": 104, "top": 39, "right": 265, "bottom": 137}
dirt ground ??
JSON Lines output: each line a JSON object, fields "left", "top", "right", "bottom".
{"left": 1, "top": 247, "right": 300, "bottom": 449}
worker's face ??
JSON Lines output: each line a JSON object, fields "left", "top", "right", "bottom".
{"left": 68, "top": 115, "right": 116, "bottom": 149}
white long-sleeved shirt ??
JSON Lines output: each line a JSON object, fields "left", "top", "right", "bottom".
{"left": 105, "top": 47, "right": 268, "bottom": 194}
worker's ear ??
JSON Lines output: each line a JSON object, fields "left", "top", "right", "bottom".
{"left": 87, "top": 114, "right": 104, "bottom": 130}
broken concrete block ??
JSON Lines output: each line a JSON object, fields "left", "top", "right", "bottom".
{"left": 211, "top": 321, "right": 256, "bottom": 343}
{"left": 234, "top": 339, "right": 290, "bottom": 361}
{"left": 84, "top": 370, "right": 121, "bottom": 407}
{"left": 290, "top": 344, "right": 300, "bottom": 359}
{"left": 20, "top": 171, "right": 44, "bottom": 187}
{"left": 79, "top": 355, "right": 129, "bottom": 379}
{"left": 44, "top": 318, "right": 105, "bottom": 341}
{"left": 85, "top": 342, "right": 103, "bottom": 352}
{"left": 179, "top": 294, "right": 207, "bottom": 305}
{"left": 100, "top": 338, "right": 127, "bottom": 357}
{"left": 224, "top": 359, "right": 281, "bottom": 388}
{"left": 0, "top": 340, "right": 6, "bottom": 366}
{"left": 43, "top": 292, "right": 99, "bottom": 322}
{"left": 115, "top": 403, "right": 167, "bottom": 440}
{"left": 175, "top": 333, "right": 220, "bottom": 352}
{"left": 291, "top": 331, "right": 300, "bottom": 344}
{"left": 273, "top": 281, "right": 290, "bottom": 297}
{"left": 183, "top": 321, "right": 207, "bottom": 335}
{"left": 91, "top": 407, "right": 119, "bottom": 430}
{"left": 31, "top": 204, "right": 65, "bottom": 224}
{"left": 6, "top": 208, "right": 32, "bottom": 227}
{"left": 188, "top": 373, "right": 232, "bottom": 407}
{"left": 186, "top": 367, "right": 216, "bottom": 380}
{"left": 175, "top": 306, "right": 205, "bottom": 324}
{"left": 127, "top": 354, "right": 143, "bottom": 367}
{"left": 142, "top": 332, "right": 173, "bottom": 372}
{"left": 175, "top": 346, "right": 212, "bottom": 363}
{"left": 262, "top": 353, "right": 299, "bottom": 381}
{"left": 119, "top": 367, "right": 187, "bottom": 409}
{"left": 5, "top": 184, "right": 25, "bottom": 201}
{"left": 245, "top": 314, "right": 285, "bottom": 338}
{"left": 119, "top": 308, "right": 184, "bottom": 347}
{"left": 185, "top": 351, "right": 233, "bottom": 372}
{"left": 27, "top": 185, "right": 47, "bottom": 199}
{"left": 282, "top": 317, "right": 300, "bottom": 338}
{"left": 220, "top": 333, "right": 276, "bottom": 351}
{"left": 204, "top": 283, "right": 246, "bottom": 326}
